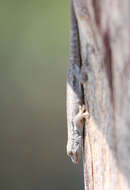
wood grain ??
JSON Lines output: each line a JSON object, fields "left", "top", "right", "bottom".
{"left": 73, "top": 0, "right": 130, "bottom": 189}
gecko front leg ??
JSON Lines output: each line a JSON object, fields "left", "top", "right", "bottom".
{"left": 67, "top": 105, "right": 89, "bottom": 164}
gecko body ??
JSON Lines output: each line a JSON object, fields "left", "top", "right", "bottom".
{"left": 66, "top": 0, "right": 89, "bottom": 164}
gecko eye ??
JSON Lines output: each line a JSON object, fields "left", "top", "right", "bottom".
{"left": 74, "top": 142, "right": 79, "bottom": 146}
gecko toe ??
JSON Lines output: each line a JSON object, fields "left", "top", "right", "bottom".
{"left": 83, "top": 111, "right": 89, "bottom": 119}
{"left": 78, "top": 105, "right": 82, "bottom": 112}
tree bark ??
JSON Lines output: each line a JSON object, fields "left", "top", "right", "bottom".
{"left": 74, "top": 0, "right": 130, "bottom": 189}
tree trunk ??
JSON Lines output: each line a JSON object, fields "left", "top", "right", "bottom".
{"left": 74, "top": 0, "right": 130, "bottom": 189}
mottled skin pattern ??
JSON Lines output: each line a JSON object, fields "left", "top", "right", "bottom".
{"left": 67, "top": 105, "right": 89, "bottom": 164}
{"left": 66, "top": 0, "right": 89, "bottom": 164}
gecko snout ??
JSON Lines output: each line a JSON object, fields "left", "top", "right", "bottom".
{"left": 67, "top": 150, "right": 73, "bottom": 157}
{"left": 67, "top": 149, "right": 80, "bottom": 164}
{"left": 72, "top": 151, "right": 80, "bottom": 164}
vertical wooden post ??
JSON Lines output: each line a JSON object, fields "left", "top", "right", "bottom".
{"left": 74, "top": 0, "right": 130, "bottom": 189}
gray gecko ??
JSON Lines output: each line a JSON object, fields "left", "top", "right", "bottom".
{"left": 66, "top": 0, "right": 89, "bottom": 164}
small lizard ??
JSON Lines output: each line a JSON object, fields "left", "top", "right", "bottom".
{"left": 66, "top": 0, "right": 89, "bottom": 164}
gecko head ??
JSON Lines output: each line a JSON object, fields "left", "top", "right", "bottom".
{"left": 67, "top": 141, "right": 82, "bottom": 164}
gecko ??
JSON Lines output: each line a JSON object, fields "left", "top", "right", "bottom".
{"left": 66, "top": 0, "right": 89, "bottom": 164}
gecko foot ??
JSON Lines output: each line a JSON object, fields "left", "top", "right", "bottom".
{"left": 78, "top": 105, "right": 89, "bottom": 119}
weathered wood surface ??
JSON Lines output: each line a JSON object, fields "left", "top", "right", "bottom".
{"left": 74, "top": 0, "right": 130, "bottom": 189}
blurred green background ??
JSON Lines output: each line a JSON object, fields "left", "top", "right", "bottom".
{"left": 0, "top": 0, "right": 84, "bottom": 190}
